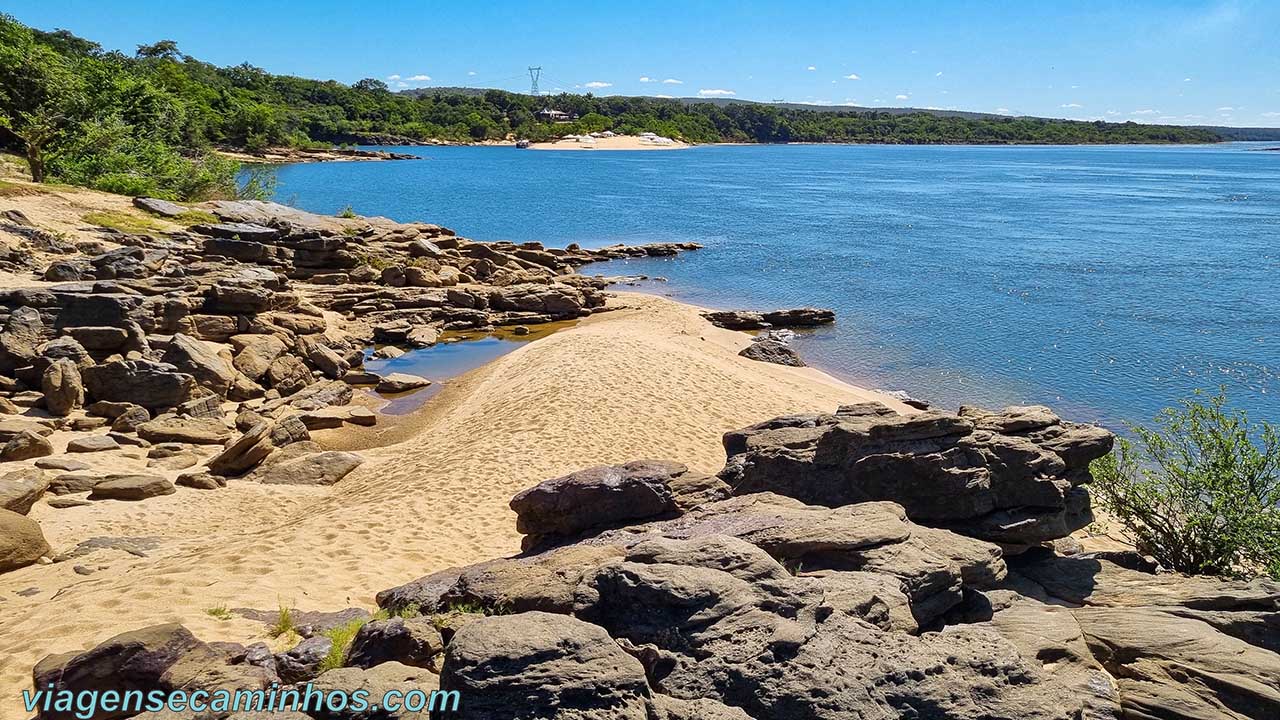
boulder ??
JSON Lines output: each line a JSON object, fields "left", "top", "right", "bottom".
{"left": 306, "top": 662, "right": 440, "bottom": 720}
{"left": 191, "top": 221, "right": 279, "bottom": 242}
{"left": 252, "top": 451, "right": 363, "bottom": 486}
{"left": 110, "top": 405, "right": 152, "bottom": 433}
{"left": 81, "top": 360, "right": 195, "bottom": 409}
{"left": 41, "top": 358, "right": 85, "bottom": 416}
{"left": 0, "top": 468, "right": 49, "bottom": 514}
{"left": 274, "top": 636, "right": 332, "bottom": 684}
{"left": 439, "top": 612, "right": 651, "bottom": 720}
{"left": 230, "top": 334, "right": 288, "bottom": 381}
{"left": 0, "top": 507, "right": 50, "bottom": 572}
{"left": 175, "top": 472, "right": 225, "bottom": 490}
{"left": 35, "top": 457, "right": 90, "bottom": 471}
{"left": 719, "top": 405, "right": 1113, "bottom": 545}
{"left": 375, "top": 373, "right": 431, "bottom": 394}
{"left": 1, "top": 430, "right": 54, "bottom": 461}
{"left": 702, "top": 307, "right": 835, "bottom": 330}
{"left": 267, "top": 355, "right": 311, "bottom": 396}
{"left": 161, "top": 334, "right": 235, "bottom": 397}
{"left": 738, "top": 339, "right": 805, "bottom": 366}
{"left": 31, "top": 623, "right": 203, "bottom": 720}
{"left": 345, "top": 616, "right": 444, "bottom": 670}
{"left": 66, "top": 326, "right": 129, "bottom": 351}
{"left": 49, "top": 473, "right": 104, "bottom": 495}
{"left": 132, "top": 197, "right": 187, "bottom": 218}
{"left": 510, "top": 460, "right": 692, "bottom": 542}
{"left": 66, "top": 435, "right": 121, "bottom": 453}
{"left": 137, "top": 417, "right": 233, "bottom": 445}
{"left": 207, "top": 422, "right": 275, "bottom": 477}
{"left": 88, "top": 474, "right": 176, "bottom": 501}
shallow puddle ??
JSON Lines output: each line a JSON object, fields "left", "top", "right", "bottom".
{"left": 361, "top": 320, "right": 578, "bottom": 414}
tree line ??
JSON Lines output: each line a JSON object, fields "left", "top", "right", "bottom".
{"left": 0, "top": 14, "right": 1223, "bottom": 200}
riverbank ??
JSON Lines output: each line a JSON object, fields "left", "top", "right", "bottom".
{"left": 528, "top": 135, "right": 691, "bottom": 151}
{"left": 0, "top": 290, "right": 906, "bottom": 715}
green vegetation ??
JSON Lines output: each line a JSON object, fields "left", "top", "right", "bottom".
{"left": 1091, "top": 391, "right": 1280, "bottom": 580}
{"left": 267, "top": 603, "right": 297, "bottom": 638}
{"left": 0, "top": 14, "right": 1221, "bottom": 202}
{"left": 337, "top": 204, "right": 357, "bottom": 218}
{"left": 205, "top": 605, "right": 233, "bottom": 621}
{"left": 81, "top": 210, "right": 163, "bottom": 234}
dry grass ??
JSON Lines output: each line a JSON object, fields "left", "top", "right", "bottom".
{"left": 81, "top": 210, "right": 163, "bottom": 234}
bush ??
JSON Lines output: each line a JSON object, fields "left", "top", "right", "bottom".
{"left": 1091, "top": 391, "right": 1280, "bottom": 580}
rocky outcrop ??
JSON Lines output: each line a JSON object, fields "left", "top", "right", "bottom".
{"left": 1, "top": 507, "right": 50, "bottom": 572}
{"left": 718, "top": 404, "right": 1113, "bottom": 546}
{"left": 703, "top": 307, "right": 835, "bottom": 330}
{"left": 738, "top": 338, "right": 805, "bottom": 366}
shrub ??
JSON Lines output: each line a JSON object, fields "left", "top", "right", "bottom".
{"left": 81, "top": 210, "right": 162, "bottom": 234}
{"left": 1091, "top": 391, "right": 1280, "bottom": 580}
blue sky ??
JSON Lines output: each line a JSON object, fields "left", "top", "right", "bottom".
{"left": 5, "top": 0, "right": 1279, "bottom": 126}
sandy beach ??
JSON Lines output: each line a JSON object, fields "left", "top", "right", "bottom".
{"left": 0, "top": 291, "right": 905, "bottom": 717}
{"left": 528, "top": 136, "right": 691, "bottom": 151}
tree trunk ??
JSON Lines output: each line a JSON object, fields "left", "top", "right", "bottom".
{"left": 26, "top": 144, "right": 45, "bottom": 183}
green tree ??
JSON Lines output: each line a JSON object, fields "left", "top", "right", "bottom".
{"left": 0, "top": 14, "right": 85, "bottom": 182}
{"left": 1091, "top": 391, "right": 1280, "bottom": 580}
{"left": 135, "top": 39, "right": 182, "bottom": 60}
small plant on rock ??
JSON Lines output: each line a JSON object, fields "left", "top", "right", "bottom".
{"left": 267, "top": 602, "right": 296, "bottom": 638}
{"left": 1091, "top": 390, "right": 1280, "bottom": 580}
{"left": 337, "top": 204, "right": 357, "bottom": 218}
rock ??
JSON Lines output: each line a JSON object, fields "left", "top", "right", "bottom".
{"left": 439, "top": 612, "right": 651, "bottom": 720}
{"left": 306, "top": 343, "right": 349, "bottom": 379}
{"left": 31, "top": 623, "right": 203, "bottom": 720}
{"left": 342, "top": 371, "right": 382, "bottom": 386}
{"left": 207, "top": 280, "right": 274, "bottom": 314}
{"left": 82, "top": 360, "right": 195, "bottom": 409}
{"left": 207, "top": 421, "right": 275, "bottom": 477}
{"left": 49, "top": 472, "right": 103, "bottom": 495}
{"left": 34, "top": 457, "right": 89, "bottom": 472}
{"left": 702, "top": 307, "right": 835, "bottom": 330}
{"left": 230, "top": 334, "right": 288, "bottom": 381}
{"left": 0, "top": 418, "right": 55, "bottom": 441}
{"left": 277, "top": 379, "right": 352, "bottom": 411}
{"left": 405, "top": 326, "right": 439, "bottom": 347}
{"left": 110, "top": 405, "right": 152, "bottom": 433}
{"left": 176, "top": 394, "right": 223, "bottom": 419}
{"left": 375, "top": 372, "right": 431, "bottom": 393}
{"left": 0, "top": 306, "right": 42, "bottom": 372}
{"left": 175, "top": 472, "right": 225, "bottom": 490}
{"left": 0, "top": 508, "right": 50, "bottom": 572}
{"left": 66, "top": 435, "right": 121, "bottom": 453}
{"left": 306, "top": 662, "right": 441, "bottom": 720}
{"left": 88, "top": 474, "right": 176, "bottom": 501}
{"left": 132, "top": 197, "right": 187, "bottom": 217}
{"left": 718, "top": 405, "right": 1113, "bottom": 545}
{"left": 347, "top": 407, "right": 377, "bottom": 426}
{"left": 510, "top": 460, "right": 692, "bottom": 542}
{"left": 137, "top": 417, "right": 233, "bottom": 445}
{"left": 274, "top": 636, "right": 332, "bottom": 684}
{"left": 41, "top": 358, "right": 85, "bottom": 415}
{"left": 1, "top": 430, "right": 53, "bottom": 461}
{"left": 0, "top": 468, "right": 49, "bottom": 514}
{"left": 191, "top": 221, "right": 280, "bottom": 242}
{"left": 252, "top": 451, "right": 363, "bottom": 486}
{"left": 47, "top": 496, "right": 91, "bottom": 509}
{"left": 738, "top": 338, "right": 805, "bottom": 366}
{"left": 345, "top": 616, "right": 444, "bottom": 670}
{"left": 488, "top": 282, "right": 587, "bottom": 318}
{"left": 161, "top": 334, "right": 235, "bottom": 397}
{"left": 66, "top": 326, "right": 129, "bottom": 351}
{"left": 267, "top": 355, "right": 311, "bottom": 396}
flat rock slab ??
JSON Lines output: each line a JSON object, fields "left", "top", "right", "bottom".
{"left": 66, "top": 435, "right": 121, "bottom": 453}
{"left": 191, "top": 222, "right": 280, "bottom": 242}
{"left": 34, "top": 457, "right": 90, "bottom": 472}
{"left": 375, "top": 373, "right": 431, "bottom": 394}
{"left": 0, "top": 419, "right": 54, "bottom": 440}
{"left": 138, "top": 417, "right": 233, "bottom": 445}
{"left": 88, "top": 475, "right": 175, "bottom": 501}
{"left": 253, "top": 451, "right": 364, "bottom": 486}
{"left": 49, "top": 473, "right": 103, "bottom": 495}
{"left": 132, "top": 197, "right": 187, "bottom": 218}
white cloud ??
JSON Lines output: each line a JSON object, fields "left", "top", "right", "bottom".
{"left": 1183, "top": 77, "right": 1192, "bottom": 82}
{"left": 1106, "top": 110, "right": 1119, "bottom": 115}
{"left": 407, "top": 74, "right": 431, "bottom": 82}
{"left": 655, "top": 94, "right": 674, "bottom": 99}
{"left": 583, "top": 81, "right": 612, "bottom": 89}
{"left": 1131, "top": 109, "right": 1158, "bottom": 115}
{"left": 386, "top": 74, "right": 401, "bottom": 81}
{"left": 807, "top": 65, "right": 816, "bottom": 71}
{"left": 895, "top": 94, "right": 909, "bottom": 100}
{"left": 843, "top": 73, "right": 861, "bottom": 80}
{"left": 698, "top": 89, "right": 736, "bottom": 97}
{"left": 395, "top": 82, "right": 408, "bottom": 88}
{"left": 468, "top": 71, "right": 476, "bottom": 76}
{"left": 995, "top": 107, "right": 1010, "bottom": 114}
{"left": 1216, "top": 106, "right": 1234, "bottom": 111}
{"left": 662, "top": 78, "right": 683, "bottom": 84}
{"left": 935, "top": 71, "right": 943, "bottom": 77}
{"left": 1262, "top": 111, "right": 1280, "bottom": 117}
{"left": 1060, "top": 103, "right": 1083, "bottom": 108}
{"left": 639, "top": 76, "right": 654, "bottom": 83}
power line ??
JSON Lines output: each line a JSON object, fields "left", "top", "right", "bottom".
{"left": 527, "top": 66, "right": 541, "bottom": 97}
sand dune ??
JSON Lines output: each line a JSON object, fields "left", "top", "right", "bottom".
{"left": 0, "top": 293, "right": 906, "bottom": 716}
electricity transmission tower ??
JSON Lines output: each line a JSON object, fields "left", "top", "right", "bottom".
{"left": 528, "top": 66, "right": 542, "bottom": 97}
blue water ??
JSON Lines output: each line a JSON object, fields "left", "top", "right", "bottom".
{"left": 270, "top": 143, "right": 1280, "bottom": 428}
